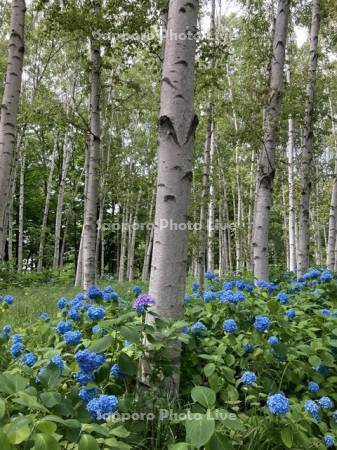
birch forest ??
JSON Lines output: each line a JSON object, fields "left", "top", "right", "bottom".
{"left": 1, "top": 0, "right": 337, "bottom": 449}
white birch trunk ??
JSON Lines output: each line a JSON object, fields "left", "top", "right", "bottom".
{"left": 326, "top": 98, "right": 337, "bottom": 270}
{"left": 82, "top": 13, "right": 101, "bottom": 290}
{"left": 143, "top": 0, "right": 198, "bottom": 394}
{"left": 297, "top": 0, "right": 320, "bottom": 277}
{"left": 252, "top": 0, "right": 289, "bottom": 281}
{"left": 53, "top": 135, "right": 72, "bottom": 268}
{"left": 127, "top": 193, "right": 141, "bottom": 281}
{"left": 37, "top": 141, "right": 57, "bottom": 271}
{"left": 118, "top": 206, "right": 128, "bottom": 282}
{"left": 17, "top": 150, "right": 25, "bottom": 272}
{"left": 0, "top": 0, "right": 25, "bottom": 258}
{"left": 141, "top": 191, "right": 155, "bottom": 282}
{"left": 207, "top": 123, "right": 215, "bottom": 272}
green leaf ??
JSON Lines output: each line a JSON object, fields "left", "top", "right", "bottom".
{"left": 6, "top": 417, "right": 32, "bottom": 445}
{"left": 191, "top": 386, "right": 216, "bottom": 408}
{"left": 36, "top": 421, "right": 57, "bottom": 433}
{"left": 33, "top": 433, "right": 60, "bottom": 450}
{"left": 79, "top": 434, "right": 100, "bottom": 450}
{"left": 120, "top": 325, "right": 140, "bottom": 343}
{"left": 82, "top": 423, "right": 110, "bottom": 437}
{"left": 168, "top": 444, "right": 190, "bottom": 450}
{"left": 281, "top": 428, "right": 293, "bottom": 449}
{"left": 308, "top": 355, "right": 321, "bottom": 367}
{"left": 185, "top": 414, "right": 215, "bottom": 448}
{"left": 88, "top": 335, "right": 113, "bottom": 353}
{"left": 0, "top": 398, "right": 5, "bottom": 419}
{"left": 118, "top": 353, "right": 138, "bottom": 375}
{"left": 39, "top": 365, "right": 61, "bottom": 389}
{"left": 204, "top": 363, "right": 216, "bottom": 378}
{"left": 0, "top": 431, "right": 12, "bottom": 450}
{"left": 207, "top": 432, "right": 234, "bottom": 450}
{"left": 12, "top": 391, "right": 48, "bottom": 412}
{"left": 40, "top": 391, "right": 62, "bottom": 408}
{"left": 110, "top": 425, "right": 130, "bottom": 438}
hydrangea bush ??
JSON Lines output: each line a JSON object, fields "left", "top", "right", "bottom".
{"left": 1, "top": 269, "right": 337, "bottom": 448}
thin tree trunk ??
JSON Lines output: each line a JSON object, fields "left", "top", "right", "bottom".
{"left": 118, "top": 206, "right": 128, "bottom": 282}
{"left": 327, "top": 98, "right": 337, "bottom": 270}
{"left": 143, "top": 0, "right": 198, "bottom": 395}
{"left": 17, "top": 150, "right": 25, "bottom": 272}
{"left": 53, "top": 135, "right": 72, "bottom": 268}
{"left": 128, "top": 192, "right": 141, "bottom": 281}
{"left": 252, "top": 0, "right": 289, "bottom": 281}
{"left": 142, "top": 191, "right": 155, "bottom": 282}
{"left": 37, "top": 140, "right": 57, "bottom": 271}
{"left": 0, "top": 0, "right": 26, "bottom": 258}
{"left": 287, "top": 65, "right": 297, "bottom": 272}
{"left": 82, "top": 6, "right": 101, "bottom": 290}
{"left": 207, "top": 124, "right": 215, "bottom": 272}
{"left": 297, "top": 0, "right": 320, "bottom": 277}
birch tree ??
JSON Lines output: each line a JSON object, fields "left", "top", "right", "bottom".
{"left": 297, "top": 0, "right": 320, "bottom": 277}
{"left": 144, "top": 0, "right": 198, "bottom": 393}
{"left": 0, "top": 0, "right": 26, "bottom": 258}
{"left": 252, "top": 0, "right": 289, "bottom": 281}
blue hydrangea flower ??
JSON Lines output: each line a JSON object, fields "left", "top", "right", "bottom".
{"left": 191, "top": 321, "right": 207, "bottom": 335}
{"left": 320, "top": 271, "right": 333, "bottom": 283}
{"left": 10, "top": 342, "right": 24, "bottom": 357}
{"left": 324, "top": 435, "right": 334, "bottom": 448}
{"left": 40, "top": 313, "right": 49, "bottom": 320}
{"left": 244, "top": 283, "right": 254, "bottom": 292}
{"left": 321, "top": 309, "right": 330, "bottom": 317}
{"left": 332, "top": 410, "right": 337, "bottom": 422}
{"left": 236, "top": 280, "right": 245, "bottom": 290}
{"left": 319, "top": 396, "right": 333, "bottom": 410}
{"left": 267, "top": 393, "right": 290, "bottom": 416}
{"left": 75, "top": 350, "right": 105, "bottom": 373}
{"left": 2, "top": 324, "right": 12, "bottom": 339}
{"left": 87, "top": 306, "right": 105, "bottom": 321}
{"left": 184, "top": 295, "right": 191, "bottom": 304}
{"left": 243, "top": 343, "right": 254, "bottom": 353}
{"left": 87, "top": 285, "right": 103, "bottom": 299}
{"left": 223, "top": 281, "right": 235, "bottom": 290}
{"left": 92, "top": 325, "right": 106, "bottom": 336}
{"left": 110, "top": 363, "right": 127, "bottom": 380}
{"left": 192, "top": 292, "right": 201, "bottom": 299}
{"left": 219, "top": 290, "right": 234, "bottom": 303}
{"left": 64, "top": 330, "right": 81, "bottom": 346}
{"left": 22, "top": 352, "right": 37, "bottom": 367}
{"left": 303, "top": 268, "right": 320, "bottom": 280}
{"left": 68, "top": 307, "right": 81, "bottom": 321}
{"left": 103, "top": 291, "right": 118, "bottom": 301}
{"left": 79, "top": 387, "right": 97, "bottom": 403}
{"left": 204, "top": 271, "right": 215, "bottom": 280}
{"left": 268, "top": 336, "right": 279, "bottom": 346}
{"left": 55, "top": 321, "right": 73, "bottom": 335}
{"left": 304, "top": 400, "right": 320, "bottom": 420}
{"left": 51, "top": 355, "right": 64, "bottom": 371}
{"left": 181, "top": 325, "right": 190, "bottom": 334}
{"left": 57, "top": 297, "right": 68, "bottom": 309}
{"left": 203, "top": 290, "right": 216, "bottom": 303}
{"left": 192, "top": 281, "right": 200, "bottom": 292}
{"left": 3, "top": 295, "right": 14, "bottom": 305}
{"left": 285, "top": 309, "right": 296, "bottom": 320}
{"left": 277, "top": 292, "right": 289, "bottom": 304}
{"left": 76, "top": 370, "right": 94, "bottom": 386}
{"left": 257, "top": 280, "right": 269, "bottom": 289}
{"left": 241, "top": 371, "right": 256, "bottom": 385}
{"left": 254, "top": 316, "right": 271, "bottom": 332}
{"left": 13, "top": 333, "right": 23, "bottom": 343}
{"left": 132, "top": 294, "right": 155, "bottom": 313}
{"left": 86, "top": 394, "right": 118, "bottom": 420}
{"left": 132, "top": 286, "right": 142, "bottom": 295}
{"left": 308, "top": 381, "right": 320, "bottom": 393}
{"left": 223, "top": 319, "right": 238, "bottom": 334}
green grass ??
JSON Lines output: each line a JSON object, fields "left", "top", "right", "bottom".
{"left": 0, "top": 279, "right": 149, "bottom": 329}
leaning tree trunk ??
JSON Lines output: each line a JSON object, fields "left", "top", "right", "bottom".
{"left": 326, "top": 99, "right": 337, "bottom": 270}
{"left": 17, "top": 150, "right": 25, "bottom": 272}
{"left": 297, "top": 0, "right": 320, "bottom": 277}
{"left": 143, "top": 0, "right": 198, "bottom": 395}
{"left": 252, "top": 0, "right": 289, "bottom": 281}
{"left": 37, "top": 141, "right": 57, "bottom": 271}
{"left": 82, "top": 10, "right": 101, "bottom": 290}
{"left": 53, "top": 135, "right": 72, "bottom": 268}
{"left": 0, "top": 0, "right": 25, "bottom": 258}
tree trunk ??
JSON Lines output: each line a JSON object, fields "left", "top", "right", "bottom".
{"left": 53, "top": 135, "right": 72, "bottom": 268}
{"left": 143, "top": 0, "right": 198, "bottom": 395}
{"left": 286, "top": 64, "right": 297, "bottom": 272}
{"left": 17, "top": 150, "right": 25, "bottom": 272}
{"left": 142, "top": 191, "right": 155, "bottom": 282}
{"left": 37, "top": 140, "right": 57, "bottom": 271}
{"left": 326, "top": 98, "right": 337, "bottom": 270}
{"left": 82, "top": 8, "right": 101, "bottom": 290}
{"left": 252, "top": 0, "right": 289, "bottom": 281}
{"left": 118, "top": 206, "right": 128, "bottom": 282}
{"left": 0, "top": 0, "right": 26, "bottom": 258}
{"left": 297, "top": 0, "right": 320, "bottom": 277}
{"left": 207, "top": 124, "right": 215, "bottom": 272}
{"left": 128, "top": 192, "right": 141, "bottom": 281}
